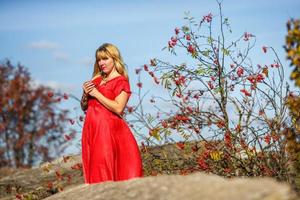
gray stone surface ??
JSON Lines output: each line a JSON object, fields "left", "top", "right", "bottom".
{"left": 45, "top": 171, "right": 297, "bottom": 200}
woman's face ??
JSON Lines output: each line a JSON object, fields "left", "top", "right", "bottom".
{"left": 98, "top": 55, "right": 115, "bottom": 75}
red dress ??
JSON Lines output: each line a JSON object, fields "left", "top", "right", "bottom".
{"left": 81, "top": 75, "right": 143, "bottom": 184}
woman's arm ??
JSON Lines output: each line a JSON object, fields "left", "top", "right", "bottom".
{"left": 89, "top": 88, "right": 129, "bottom": 116}
{"left": 81, "top": 78, "right": 97, "bottom": 111}
{"left": 80, "top": 91, "right": 89, "bottom": 111}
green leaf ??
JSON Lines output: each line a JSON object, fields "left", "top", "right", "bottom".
{"left": 182, "top": 26, "right": 189, "bottom": 33}
{"left": 172, "top": 88, "right": 177, "bottom": 97}
{"left": 162, "top": 78, "right": 172, "bottom": 90}
{"left": 222, "top": 48, "right": 230, "bottom": 56}
{"left": 203, "top": 50, "right": 210, "bottom": 57}
{"left": 213, "top": 87, "right": 222, "bottom": 93}
{"left": 195, "top": 68, "right": 206, "bottom": 75}
{"left": 207, "top": 37, "right": 213, "bottom": 44}
{"left": 178, "top": 128, "right": 190, "bottom": 140}
{"left": 164, "top": 129, "right": 172, "bottom": 136}
{"left": 146, "top": 114, "right": 155, "bottom": 124}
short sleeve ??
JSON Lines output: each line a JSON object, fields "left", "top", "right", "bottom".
{"left": 114, "top": 79, "right": 132, "bottom": 98}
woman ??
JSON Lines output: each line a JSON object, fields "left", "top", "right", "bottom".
{"left": 80, "top": 43, "right": 143, "bottom": 184}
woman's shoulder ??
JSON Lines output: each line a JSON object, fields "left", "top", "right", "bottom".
{"left": 91, "top": 75, "right": 102, "bottom": 81}
{"left": 114, "top": 75, "right": 129, "bottom": 85}
{"left": 118, "top": 75, "right": 128, "bottom": 81}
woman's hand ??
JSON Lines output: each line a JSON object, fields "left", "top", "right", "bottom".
{"left": 88, "top": 87, "right": 99, "bottom": 97}
{"left": 82, "top": 81, "right": 95, "bottom": 94}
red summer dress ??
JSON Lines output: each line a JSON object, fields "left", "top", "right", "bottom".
{"left": 81, "top": 75, "right": 143, "bottom": 184}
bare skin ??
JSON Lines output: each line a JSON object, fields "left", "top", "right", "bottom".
{"left": 82, "top": 56, "right": 130, "bottom": 116}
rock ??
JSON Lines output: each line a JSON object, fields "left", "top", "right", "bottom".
{"left": 0, "top": 144, "right": 298, "bottom": 200}
{"left": 44, "top": 171, "right": 297, "bottom": 200}
{"left": 0, "top": 154, "right": 83, "bottom": 200}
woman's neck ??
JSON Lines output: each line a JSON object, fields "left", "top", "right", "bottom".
{"left": 104, "top": 72, "right": 121, "bottom": 80}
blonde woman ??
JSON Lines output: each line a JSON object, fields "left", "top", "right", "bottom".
{"left": 81, "top": 43, "right": 143, "bottom": 184}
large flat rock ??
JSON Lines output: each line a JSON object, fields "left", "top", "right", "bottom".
{"left": 45, "top": 171, "right": 297, "bottom": 200}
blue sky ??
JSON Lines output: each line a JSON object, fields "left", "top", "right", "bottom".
{"left": 1, "top": 0, "right": 299, "bottom": 91}
{"left": 0, "top": 0, "right": 299, "bottom": 156}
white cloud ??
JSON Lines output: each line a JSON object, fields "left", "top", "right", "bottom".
{"left": 27, "top": 40, "right": 60, "bottom": 50}
{"left": 27, "top": 40, "right": 71, "bottom": 62}
{"left": 53, "top": 51, "right": 69, "bottom": 61}
{"left": 30, "top": 79, "right": 76, "bottom": 93}
{"left": 78, "top": 56, "right": 94, "bottom": 67}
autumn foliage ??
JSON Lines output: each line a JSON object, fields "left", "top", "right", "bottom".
{"left": 4, "top": 3, "right": 300, "bottom": 200}
{"left": 284, "top": 18, "right": 300, "bottom": 193}
{"left": 0, "top": 60, "right": 73, "bottom": 168}
{"left": 125, "top": 1, "right": 292, "bottom": 182}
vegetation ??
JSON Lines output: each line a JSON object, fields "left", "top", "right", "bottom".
{"left": 284, "top": 18, "right": 300, "bottom": 193}
{"left": 1, "top": 1, "right": 299, "bottom": 199}
{"left": 0, "top": 60, "right": 74, "bottom": 168}
{"left": 128, "top": 1, "right": 291, "bottom": 182}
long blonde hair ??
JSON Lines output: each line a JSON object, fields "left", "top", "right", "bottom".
{"left": 92, "top": 43, "right": 129, "bottom": 81}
